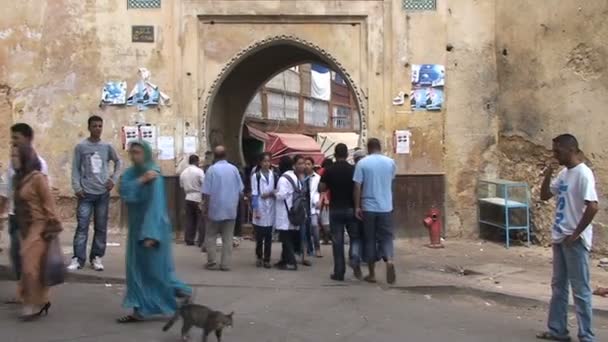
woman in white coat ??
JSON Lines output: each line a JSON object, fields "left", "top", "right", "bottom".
{"left": 304, "top": 157, "right": 322, "bottom": 258}
{"left": 274, "top": 155, "right": 306, "bottom": 271}
{"left": 251, "top": 153, "right": 277, "bottom": 269}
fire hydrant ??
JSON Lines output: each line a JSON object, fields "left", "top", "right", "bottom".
{"left": 423, "top": 207, "right": 444, "bottom": 248}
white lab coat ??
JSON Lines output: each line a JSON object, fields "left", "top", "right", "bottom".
{"left": 251, "top": 170, "right": 276, "bottom": 227}
{"left": 275, "top": 171, "right": 301, "bottom": 231}
{"left": 307, "top": 172, "right": 321, "bottom": 216}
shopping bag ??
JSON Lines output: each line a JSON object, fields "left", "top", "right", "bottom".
{"left": 43, "top": 237, "right": 66, "bottom": 287}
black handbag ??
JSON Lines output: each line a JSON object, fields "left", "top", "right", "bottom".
{"left": 43, "top": 236, "right": 66, "bottom": 287}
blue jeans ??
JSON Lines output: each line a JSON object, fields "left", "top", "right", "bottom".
{"left": 9, "top": 215, "right": 21, "bottom": 279}
{"left": 548, "top": 240, "right": 595, "bottom": 341}
{"left": 298, "top": 218, "right": 314, "bottom": 256}
{"left": 330, "top": 208, "right": 361, "bottom": 278}
{"left": 362, "top": 211, "right": 394, "bottom": 263}
{"left": 73, "top": 192, "right": 110, "bottom": 265}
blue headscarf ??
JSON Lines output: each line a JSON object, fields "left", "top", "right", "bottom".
{"left": 129, "top": 140, "right": 160, "bottom": 175}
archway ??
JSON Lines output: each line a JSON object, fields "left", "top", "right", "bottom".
{"left": 202, "top": 35, "right": 367, "bottom": 164}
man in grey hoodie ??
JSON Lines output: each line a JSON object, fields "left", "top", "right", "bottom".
{"left": 68, "top": 115, "right": 122, "bottom": 271}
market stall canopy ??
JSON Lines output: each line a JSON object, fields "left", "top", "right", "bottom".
{"left": 244, "top": 124, "right": 269, "bottom": 142}
{"left": 316, "top": 132, "right": 360, "bottom": 161}
{"left": 266, "top": 133, "right": 325, "bottom": 165}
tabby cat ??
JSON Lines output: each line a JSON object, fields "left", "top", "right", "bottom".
{"left": 162, "top": 303, "right": 234, "bottom": 342}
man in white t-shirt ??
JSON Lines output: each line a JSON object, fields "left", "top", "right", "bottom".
{"left": 537, "top": 134, "right": 599, "bottom": 342}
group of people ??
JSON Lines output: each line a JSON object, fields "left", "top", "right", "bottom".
{"left": 211, "top": 138, "right": 397, "bottom": 284}
{"left": 0, "top": 116, "right": 601, "bottom": 341}
{"left": 0, "top": 116, "right": 399, "bottom": 325}
{"left": 180, "top": 136, "right": 398, "bottom": 284}
{"left": 0, "top": 117, "right": 191, "bottom": 323}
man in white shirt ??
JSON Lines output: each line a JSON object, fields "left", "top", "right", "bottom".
{"left": 179, "top": 154, "right": 205, "bottom": 247}
{"left": 0, "top": 123, "right": 48, "bottom": 283}
{"left": 537, "top": 134, "right": 599, "bottom": 342}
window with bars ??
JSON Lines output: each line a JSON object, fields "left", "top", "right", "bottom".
{"left": 332, "top": 105, "right": 352, "bottom": 129}
{"left": 266, "top": 70, "right": 301, "bottom": 94}
{"left": 304, "top": 99, "right": 329, "bottom": 127}
{"left": 245, "top": 92, "right": 262, "bottom": 118}
{"left": 267, "top": 92, "right": 299, "bottom": 121}
{"left": 128, "top": 0, "right": 161, "bottom": 9}
{"left": 403, "top": 0, "right": 436, "bottom": 11}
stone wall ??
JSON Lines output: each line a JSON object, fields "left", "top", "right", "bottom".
{"left": 0, "top": 1, "right": 182, "bottom": 226}
{"left": 495, "top": 0, "right": 608, "bottom": 251}
{"left": 442, "top": 0, "right": 499, "bottom": 237}
{"left": 0, "top": 0, "right": 606, "bottom": 251}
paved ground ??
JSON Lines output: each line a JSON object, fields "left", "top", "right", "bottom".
{"left": 2, "top": 231, "right": 608, "bottom": 341}
{"left": 4, "top": 229, "right": 608, "bottom": 310}
{"left": 3, "top": 280, "right": 607, "bottom": 342}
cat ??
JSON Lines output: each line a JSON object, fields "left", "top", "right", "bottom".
{"left": 163, "top": 302, "right": 234, "bottom": 342}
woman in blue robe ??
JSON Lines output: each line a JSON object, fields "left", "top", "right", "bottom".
{"left": 117, "top": 141, "right": 191, "bottom": 323}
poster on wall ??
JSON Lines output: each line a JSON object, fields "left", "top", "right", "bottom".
{"left": 121, "top": 126, "right": 139, "bottom": 150}
{"left": 138, "top": 125, "right": 157, "bottom": 149}
{"left": 101, "top": 81, "right": 127, "bottom": 106}
{"left": 126, "top": 68, "right": 171, "bottom": 111}
{"left": 410, "top": 87, "right": 444, "bottom": 111}
{"left": 394, "top": 130, "right": 412, "bottom": 155}
{"left": 158, "top": 136, "right": 175, "bottom": 160}
{"left": 411, "top": 64, "right": 444, "bottom": 111}
{"left": 183, "top": 136, "right": 197, "bottom": 154}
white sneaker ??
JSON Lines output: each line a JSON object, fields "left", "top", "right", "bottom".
{"left": 67, "top": 257, "right": 81, "bottom": 271}
{"left": 216, "top": 237, "right": 223, "bottom": 247}
{"left": 91, "top": 257, "right": 104, "bottom": 272}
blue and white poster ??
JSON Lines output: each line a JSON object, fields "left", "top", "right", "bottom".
{"left": 101, "top": 81, "right": 127, "bottom": 105}
{"left": 126, "top": 68, "right": 171, "bottom": 111}
{"left": 410, "top": 87, "right": 444, "bottom": 111}
{"left": 411, "top": 64, "right": 445, "bottom": 111}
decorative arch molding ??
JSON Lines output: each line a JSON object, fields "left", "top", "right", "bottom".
{"left": 201, "top": 34, "right": 367, "bottom": 150}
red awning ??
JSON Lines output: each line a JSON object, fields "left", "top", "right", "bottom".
{"left": 244, "top": 125, "right": 269, "bottom": 141}
{"left": 266, "top": 133, "right": 325, "bottom": 165}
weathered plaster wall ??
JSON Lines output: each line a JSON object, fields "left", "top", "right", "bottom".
{"left": 5, "top": 0, "right": 598, "bottom": 247}
{"left": 0, "top": 1, "right": 184, "bottom": 224}
{"left": 495, "top": 0, "right": 608, "bottom": 251}
{"left": 0, "top": 0, "right": 496, "bottom": 235}
{"left": 442, "top": 0, "right": 499, "bottom": 237}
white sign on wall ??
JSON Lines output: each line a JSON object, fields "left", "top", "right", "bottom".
{"left": 395, "top": 130, "right": 412, "bottom": 155}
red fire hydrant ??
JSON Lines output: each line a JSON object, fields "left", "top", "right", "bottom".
{"left": 423, "top": 207, "right": 444, "bottom": 248}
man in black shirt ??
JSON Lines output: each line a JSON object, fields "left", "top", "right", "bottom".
{"left": 319, "top": 144, "right": 362, "bottom": 281}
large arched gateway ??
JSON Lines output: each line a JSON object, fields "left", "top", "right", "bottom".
{"left": 201, "top": 35, "right": 367, "bottom": 163}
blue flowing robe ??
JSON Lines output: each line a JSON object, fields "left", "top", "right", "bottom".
{"left": 119, "top": 167, "right": 191, "bottom": 317}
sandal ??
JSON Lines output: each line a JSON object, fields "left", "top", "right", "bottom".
{"left": 116, "top": 315, "right": 143, "bottom": 324}
{"left": 535, "top": 332, "right": 571, "bottom": 341}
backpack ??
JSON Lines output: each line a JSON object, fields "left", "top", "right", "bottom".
{"left": 281, "top": 174, "right": 308, "bottom": 226}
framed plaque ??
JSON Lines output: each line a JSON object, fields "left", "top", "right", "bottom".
{"left": 132, "top": 25, "right": 154, "bottom": 43}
